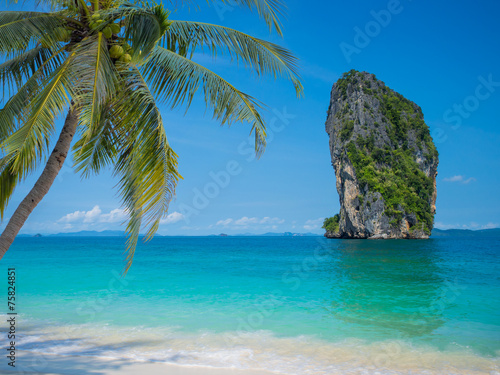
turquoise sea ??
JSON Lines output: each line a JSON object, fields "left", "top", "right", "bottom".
{"left": 2, "top": 236, "right": 500, "bottom": 374}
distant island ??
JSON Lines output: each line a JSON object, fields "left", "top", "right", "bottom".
{"left": 16, "top": 231, "right": 321, "bottom": 237}
{"left": 14, "top": 229, "right": 500, "bottom": 238}
{"left": 324, "top": 70, "right": 438, "bottom": 239}
{"left": 431, "top": 228, "right": 500, "bottom": 237}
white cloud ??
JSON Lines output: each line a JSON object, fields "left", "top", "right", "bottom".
{"left": 59, "top": 206, "right": 126, "bottom": 224}
{"left": 233, "top": 216, "right": 285, "bottom": 226}
{"left": 303, "top": 217, "right": 324, "bottom": 231}
{"left": 260, "top": 217, "right": 285, "bottom": 225}
{"left": 443, "top": 175, "right": 463, "bottom": 182}
{"left": 58, "top": 205, "right": 102, "bottom": 223}
{"left": 59, "top": 206, "right": 184, "bottom": 226}
{"left": 434, "top": 222, "right": 458, "bottom": 230}
{"left": 462, "top": 178, "right": 476, "bottom": 184}
{"left": 443, "top": 175, "right": 476, "bottom": 184}
{"left": 100, "top": 208, "right": 127, "bottom": 223}
{"left": 216, "top": 218, "right": 233, "bottom": 226}
{"left": 214, "top": 216, "right": 285, "bottom": 230}
{"left": 482, "top": 222, "right": 499, "bottom": 229}
{"left": 234, "top": 216, "right": 260, "bottom": 226}
{"left": 160, "top": 212, "right": 185, "bottom": 224}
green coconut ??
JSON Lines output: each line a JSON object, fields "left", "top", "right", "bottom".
{"left": 55, "top": 27, "right": 70, "bottom": 42}
{"left": 102, "top": 27, "right": 112, "bottom": 39}
{"left": 119, "top": 53, "right": 132, "bottom": 64}
{"left": 110, "top": 23, "right": 121, "bottom": 34}
{"left": 90, "top": 21, "right": 102, "bottom": 30}
{"left": 109, "top": 45, "right": 124, "bottom": 59}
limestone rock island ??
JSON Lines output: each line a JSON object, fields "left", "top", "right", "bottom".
{"left": 324, "top": 70, "right": 439, "bottom": 239}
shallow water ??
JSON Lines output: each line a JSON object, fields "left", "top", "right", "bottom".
{"left": 2, "top": 236, "right": 500, "bottom": 374}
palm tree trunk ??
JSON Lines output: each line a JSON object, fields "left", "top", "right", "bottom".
{"left": 0, "top": 107, "right": 78, "bottom": 260}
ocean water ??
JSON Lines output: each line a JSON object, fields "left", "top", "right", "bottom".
{"left": 1, "top": 236, "right": 500, "bottom": 374}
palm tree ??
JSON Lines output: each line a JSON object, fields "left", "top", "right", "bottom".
{"left": 0, "top": 0, "right": 302, "bottom": 271}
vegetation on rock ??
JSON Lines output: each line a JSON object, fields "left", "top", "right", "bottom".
{"left": 346, "top": 140, "right": 434, "bottom": 233}
{"left": 323, "top": 214, "right": 340, "bottom": 233}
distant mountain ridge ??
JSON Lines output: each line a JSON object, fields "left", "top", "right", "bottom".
{"left": 229, "top": 232, "right": 320, "bottom": 237}
{"left": 431, "top": 228, "right": 500, "bottom": 237}
{"left": 20, "top": 231, "right": 321, "bottom": 237}
{"left": 49, "top": 230, "right": 126, "bottom": 237}
{"left": 15, "top": 228, "right": 500, "bottom": 237}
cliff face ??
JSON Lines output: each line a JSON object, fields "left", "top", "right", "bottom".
{"left": 325, "top": 70, "right": 438, "bottom": 239}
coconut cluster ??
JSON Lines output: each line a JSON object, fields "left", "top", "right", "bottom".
{"left": 109, "top": 44, "right": 132, "bottom": 63}
{"left": 90, "top": 12, "right": 131, "bottom": 64}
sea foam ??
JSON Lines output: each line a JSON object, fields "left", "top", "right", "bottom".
{"left": 13, "top": 318, "right": 500, "bottom": 375}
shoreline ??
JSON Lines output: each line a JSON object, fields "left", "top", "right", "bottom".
{"left": 2, "top": 348, "right": 498, "bottom": 375}
{"left": 0, "top": 351, "right": 280, "bottom": 375}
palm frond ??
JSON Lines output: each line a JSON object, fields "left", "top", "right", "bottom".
{"left": 112, "top": 67, "right": 181, "bottom": 274}
{"left": 208, "top": 0, "right": 286, "bottom": 36}
{"left": 0, "top": 46, "right": 64, "bottom": 100}
{"left": 0, "top": 157, "right": 18, "bottom": 220}
{"left": 165, "top": 20, "right": 302, "bottom": 95}
{"left": 71, "top": 34, "right": 118, "bottom": 148}
{"left": 0, "top": 12, "right": 65, "bottom": 55}
{"left": 6, "top": 0, "right": 78, "bottom": 12}
{"left": 0, "top": 52, "right": 71, "bottom": 219}
{"left": 143, "top": 0, "right": 285, "bottom": 36}
{"left": 0, "top": 50, "right": 75, "bottom": 178}
{"left": 72, "top": 101, "right": 117, "bottom": 176}
{"left": 0, "top": 46, "right": 66, "bottom": 144}
{"left": 36, "top": 0, "right": 74, "bottom": 10}
{"left": 142, "top": 46, "right": 267, "bottom": 155}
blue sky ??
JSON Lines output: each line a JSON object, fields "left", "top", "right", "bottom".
{"left": 1, "top": 0, "right": 499, "bottom": 235}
